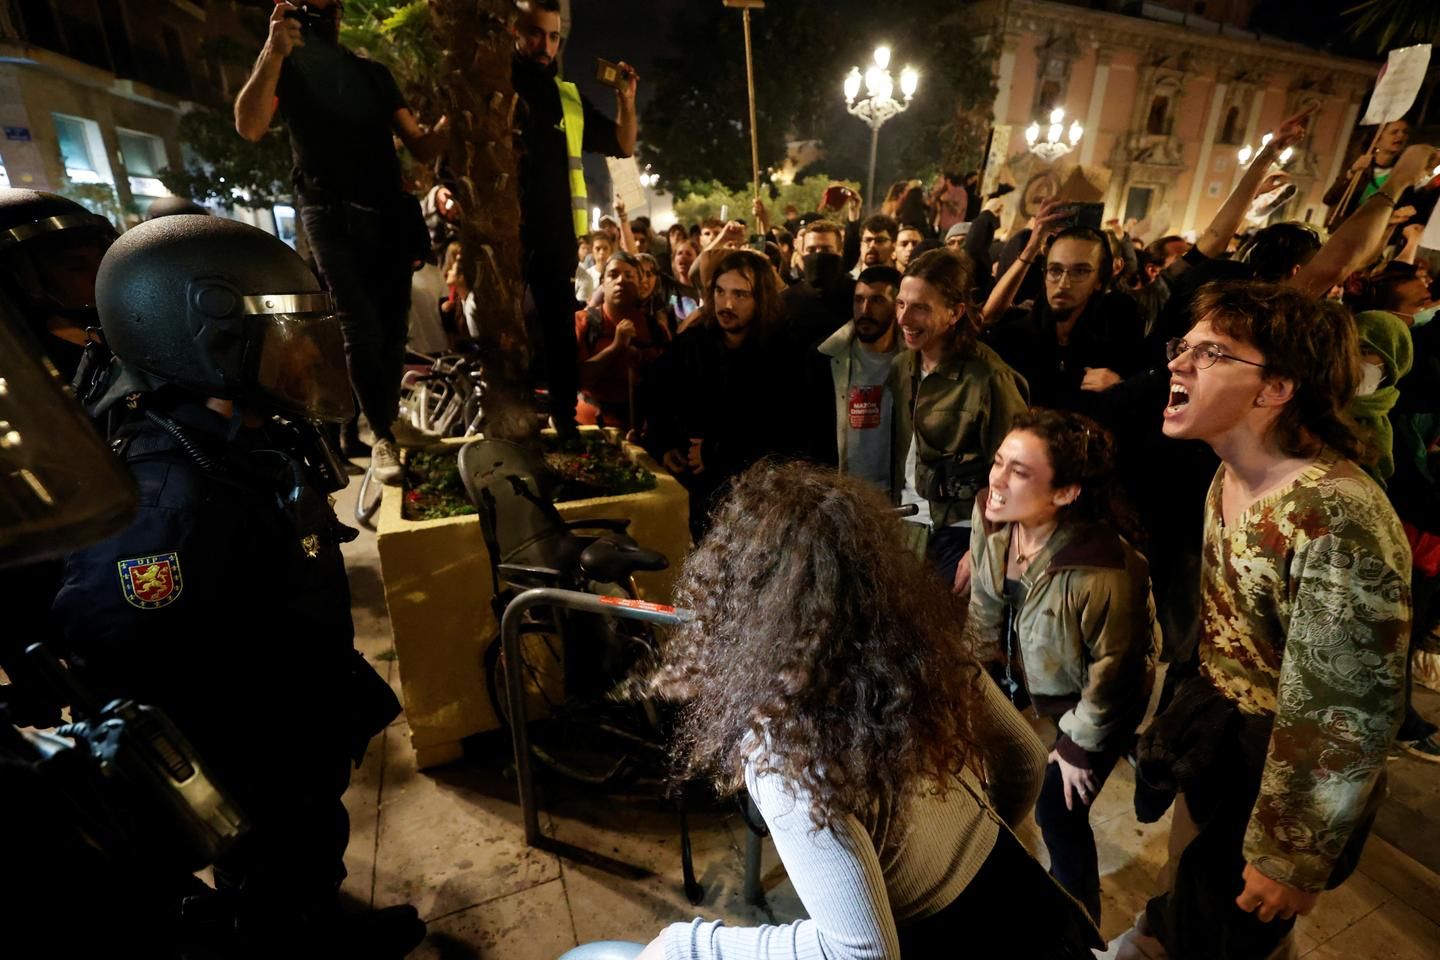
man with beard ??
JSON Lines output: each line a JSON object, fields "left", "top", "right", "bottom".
{"left": 510, "top": 0, "right": 637, "bottom": 439}
{"left": 235, "top": 0, "right": 447, "bottom": 480}
{"left": 807, "top": 266, "right": 902, "bottom": 488}
{"left": 645, "top": 251, "right": 799, "bottom": 538}
{"left": 782, "top": 219, "right": 854, "bottom": 345}
{"left": 852, "top": 213, "right": 899, "bottom": 278}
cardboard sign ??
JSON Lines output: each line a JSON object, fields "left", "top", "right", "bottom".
{"left": 1361, "top": 44, "right": 1431, "bottom": 126}
{"left": 606, "top": 156, "right": 648, "bottom": 218}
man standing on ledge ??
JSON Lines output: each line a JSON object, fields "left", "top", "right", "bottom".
{"left": 512, "top": 0, "right": 637, "bottom": 440}
{"left": 234, "top": 0, "right": 448, "bottom": 482}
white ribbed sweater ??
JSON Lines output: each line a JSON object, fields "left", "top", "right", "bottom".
{"left": 661, "top": 675, "right": 1047, "bottom": 960}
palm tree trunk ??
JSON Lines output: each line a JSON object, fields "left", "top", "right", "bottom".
{"left": 430, "top": 0, "right": 537, "bottom": 444}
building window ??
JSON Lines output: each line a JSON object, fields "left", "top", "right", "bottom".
{"left": 273, "top": 204, "right": 298, "bottom": 249}
{"left": 1218, "top": 105, "right": 1242, "bottom": 145}
{"left": 1125, "top": 186, "right": 1154, "bottom": 224}
{"left": 53, "top": 113, "right": 111, "bottom": 185}
{"left": 1146, "top": 95, "right": 1171, "bottom": 136}
{"left": 118, "top": 129, "right": 171, "bottom": 205}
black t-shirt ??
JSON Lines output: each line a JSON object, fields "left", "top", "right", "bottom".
{"left": 277, "top": 41, "right": 407, "bottom": 203}
{"left": 513, "top": 56, "right": 624, "bottom": 267}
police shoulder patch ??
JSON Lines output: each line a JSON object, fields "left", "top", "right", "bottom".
{"left": 117, "top": 553, "right": 184, "bottom": 610}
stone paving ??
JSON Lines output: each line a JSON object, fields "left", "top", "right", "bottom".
{"left": 336, "top": 477, "right": 1440, "bottom": 959}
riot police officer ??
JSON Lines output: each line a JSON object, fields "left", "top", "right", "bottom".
{"left": 51, "top": 215, "right": 424, "bottom": 956}
{"left": 0, "top": 188, "right": 117, "bottom": 382}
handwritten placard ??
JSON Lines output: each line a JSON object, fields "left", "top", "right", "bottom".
{"left": 1361, "top": 44, "right": 1431, "bottom": 126}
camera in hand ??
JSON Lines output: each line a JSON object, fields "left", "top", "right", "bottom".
{"left": 283, "top": 3, "right": 331, "bottom": 32}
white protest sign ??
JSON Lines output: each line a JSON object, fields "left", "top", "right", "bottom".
{"left": 606, "top": 156, "right": 648, "bottom": 218}
{"left": 1361, "top": 44, "right": 1431, "bottom": 126}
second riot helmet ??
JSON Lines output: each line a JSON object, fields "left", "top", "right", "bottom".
{"left": 96, "top": 215, "right": 355, "bottom": 422}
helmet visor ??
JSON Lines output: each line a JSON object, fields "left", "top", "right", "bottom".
{"left": 254, "top": 310, "right": 355, "bottom": 423}
{"left": 0, "top": 299, "right": 137, "bottom": 567}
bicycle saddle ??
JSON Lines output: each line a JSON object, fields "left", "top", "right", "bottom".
{"left": 579, "top": 534, "right": 668, "bottom": 584}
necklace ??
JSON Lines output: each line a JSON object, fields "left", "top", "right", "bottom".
{"left": 1011, "top": 525, "right": 1055, "bottom": 567}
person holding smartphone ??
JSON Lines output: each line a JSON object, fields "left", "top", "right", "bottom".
{"left": 511, "top": 0, "right": 638, "bottom": 440}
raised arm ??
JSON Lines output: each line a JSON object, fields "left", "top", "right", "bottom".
{"left": 1291, "top": 144, "right": 1439, "bottom": 297}
{"left": 614, "top": 195, "right": 637, "bottom": 255}
{"left": 1195, "top": 104, "right": 1314, "bottom": 260}
{"left": 981, "top": 198, "right": 1065, "bottom": 326}
{"left": 614, "top": 62, "right": 639, "bottom": 157}
{"left": 234, "top": 3, "right": 298, "bottom": 142}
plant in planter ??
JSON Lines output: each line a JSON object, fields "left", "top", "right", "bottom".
{"left": 402, "top": 432, "right": 657, "bottom": 521}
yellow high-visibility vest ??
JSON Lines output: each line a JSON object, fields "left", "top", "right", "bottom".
{"left": 557, "top": 78, "right": 588, "bottom": 238}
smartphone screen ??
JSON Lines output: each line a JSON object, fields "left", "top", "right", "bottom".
{"left": 595, "top": 58, "right": 627, "bottom": 91}
{"left": 720, "top": 204, "right": 729, "bottom": 221}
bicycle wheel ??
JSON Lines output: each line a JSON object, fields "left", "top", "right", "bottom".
{"left": 484, "top": 608, "right": 662, "bottom": 786}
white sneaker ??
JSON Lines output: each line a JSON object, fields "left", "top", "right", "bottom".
{"left": 371, "top": 438, "right": 403, "bottom": 485}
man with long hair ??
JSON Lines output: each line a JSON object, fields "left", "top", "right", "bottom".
{"left": 641, "top": 250, "right": 798, "bottom": 538}
{"left": 891, "top": 248, "right": 1028, "bottom": 587}
{"left": 1121, "top": 282, "right": 1411, "bottom": 959}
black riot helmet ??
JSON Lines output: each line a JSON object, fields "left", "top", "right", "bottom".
{"left": 143, "top": 195, "right": 211, "bottom": 220}
{"left": 0, "top": 189, "right": 118, "bottom": 376}
{"left": 96, "top": 216, "right": 355, "bottom": 423}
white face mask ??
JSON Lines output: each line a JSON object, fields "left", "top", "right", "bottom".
{"left": 1357, "top": 361, "right": 1386, "bottom": 397}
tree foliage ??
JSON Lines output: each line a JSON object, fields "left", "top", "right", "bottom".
{"left": 1342, "top": 0, "right": 1440, "bottom": 52}
{"left": 158, "top": 109, "right": 292, "bottom": 209}
{"left": 642, "top": 0, "right": 997, "bottom": 193}
{"left": 340, "top": 0, "right": 444, "bottom": 117}
{"left": 672, "top": 174, "right": 860, "bottom": 226}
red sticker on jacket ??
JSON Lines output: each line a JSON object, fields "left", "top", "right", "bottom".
{"left": 848, "top": 385, "right": 883, "bottom": 429}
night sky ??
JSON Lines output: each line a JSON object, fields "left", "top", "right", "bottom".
{"left": 565, "top": 0, "right": 683, "bottom": 113}
{"left": 566, "top": 0, "right": 688, "bottom": 204}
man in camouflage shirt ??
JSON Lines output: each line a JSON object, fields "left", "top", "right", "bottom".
{"left": 1126, "top": 282, "right": 1410, "bottom": 960}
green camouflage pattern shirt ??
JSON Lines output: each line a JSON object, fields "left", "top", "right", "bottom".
{"left": 1199, "top": 452, "right": 1410, "bottom": 891}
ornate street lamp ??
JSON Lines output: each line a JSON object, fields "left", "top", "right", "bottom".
{"left": 638, "top": 164, "right": 660, "bottom": 189}
{"left": 1025, "top": 107, "right": 1083, "bottom": 163}
{"left": 844, "top": 45, "right": 919, "bottom": 210}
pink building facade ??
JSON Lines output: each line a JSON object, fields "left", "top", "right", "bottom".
{"left": 978, "top": 0, "right": 1381, "bottom": 241}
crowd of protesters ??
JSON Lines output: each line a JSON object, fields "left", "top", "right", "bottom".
{"left": 394, "top": 27, "right": 1440, "bottom": 950}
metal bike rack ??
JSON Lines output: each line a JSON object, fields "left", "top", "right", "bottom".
{"left": 353, "top": 464, "right": 382, "bottom": 530}
{"left": 501, "top": 587, "right": 769, "bottom": 905}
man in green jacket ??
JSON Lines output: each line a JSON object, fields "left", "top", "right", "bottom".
{"left": 889, "top": 249, "right": 1028, "bottom": 586}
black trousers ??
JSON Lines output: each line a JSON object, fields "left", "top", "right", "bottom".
{"left": 302, "top": 201, "right": 412, "bottom": 440}
{"left": 898, "top": 827, "right": 1101, "bottom": 957}
{"left": 525, "top": 263, "right": 581, "bottom": 434}
{"left": 926, "top": 524, "right": 970, "bottom": 587}
{"left": 1399, "top": 569, "right": 1438, "bottom": 741}
{"left": 1035, "top": 748, "right": 1122, "bottom": 923}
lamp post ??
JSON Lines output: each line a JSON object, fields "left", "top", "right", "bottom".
{"left": 1024, "top": 107, "right": 1083, "bottom": 163}
{"left": 844, "top": 45, "right": 919, "bottom": 211}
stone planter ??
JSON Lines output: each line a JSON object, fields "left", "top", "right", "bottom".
{"left": 376, "top": 435, "right": 690, "bottom": 768}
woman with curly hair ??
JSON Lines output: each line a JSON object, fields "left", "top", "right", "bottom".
{"left": 633, "top": 461, "right": 1102, "bottom": 959}
{"left": 968, "top": 408, "right": 1161, "bottom": 924}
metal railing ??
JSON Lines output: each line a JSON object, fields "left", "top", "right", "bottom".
{"left": 499, "top": 588, "right": 768, "bottom": 906}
